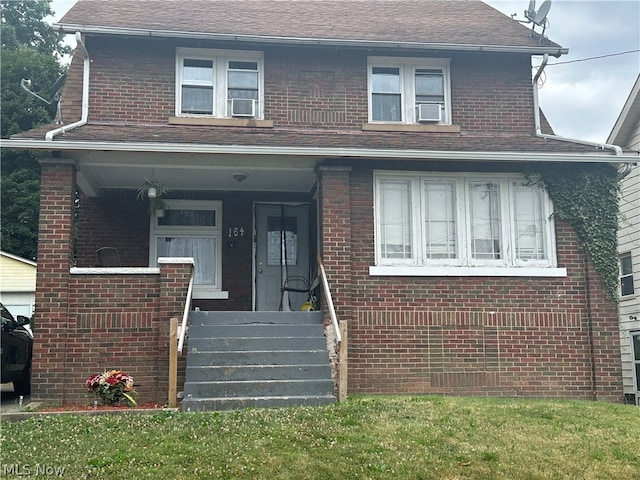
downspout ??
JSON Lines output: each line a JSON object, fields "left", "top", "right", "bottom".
{"left": 45, "top": 32, "right": 89, "bottom": 141}
{"left": 533, "top": 53, "right": 623, "bottom": 157}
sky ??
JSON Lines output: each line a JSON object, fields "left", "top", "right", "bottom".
{"left": 48, "top": 0, "right": 639, "bottom": 144}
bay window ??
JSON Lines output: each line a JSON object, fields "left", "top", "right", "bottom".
{"left": 373, "top": 172, "right": 562, "bottom": 276}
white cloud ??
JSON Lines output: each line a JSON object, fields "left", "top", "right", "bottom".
{"left": 486, "top": 0, "right": 640, "bottom": 143}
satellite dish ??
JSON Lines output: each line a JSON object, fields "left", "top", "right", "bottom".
{"left": 20, "top": 74, "right": 67, "bottom": 124}
{"left": 533, "top": 0, "right": 552, "bottom": 26}
{"left": 525, "top": 0, "right": 537, "bottom": 21}
{"left": 49, "top": 74, "right": 66, "bottom": 102}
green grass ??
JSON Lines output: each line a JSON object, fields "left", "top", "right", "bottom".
{"left": 1, "top": 396, "right": 639, "bottom": 479}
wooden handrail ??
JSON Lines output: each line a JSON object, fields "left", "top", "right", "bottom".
{"left": 317, "top": 254, "right": 341, "bottom": 344}
{"left": 177, "top": 265, "right": 195, "bottom": 354}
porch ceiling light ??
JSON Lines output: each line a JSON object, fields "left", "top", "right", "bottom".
{"left": 232, "top": 172, "right": 248, "bottom": 182}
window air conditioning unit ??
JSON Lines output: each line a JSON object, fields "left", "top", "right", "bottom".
{"left": 417, "top": 103, "right": 442, "bottom": 123}
{"left": 231, "top": 98, "right": 256, "bottom": 118}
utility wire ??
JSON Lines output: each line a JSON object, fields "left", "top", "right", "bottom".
{"left": 548, "top": 49, "right": 640, "bottom": 66}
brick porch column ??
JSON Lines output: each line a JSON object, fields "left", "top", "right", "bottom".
{"left": 318, "top": 166, "right": 353, "bottom": 324}
{"left": 158, "top": 258, "right": 194, "bottom": 403}
{"left": 32, "top": 160, "right": 76, "bottom": 402}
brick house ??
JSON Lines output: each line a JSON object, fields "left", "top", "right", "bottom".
{"left": 4, "top": 0, "right": 637, "bottom": 408}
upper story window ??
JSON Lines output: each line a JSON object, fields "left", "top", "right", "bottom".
{"left": 368, "top": 57, "right": 451, "bottom": 125}
{"left": 176, "top": 48, "right": 263, "bottom": 119}
{"left": 374, "top": 172, "right": 558, "bottom": 270}
{"left": 620, "top": 252, "right": 635, "bottom": 297}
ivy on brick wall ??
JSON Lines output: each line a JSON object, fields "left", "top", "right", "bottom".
{"left": 526, "top": 163, "right": 620, "bottom": 301}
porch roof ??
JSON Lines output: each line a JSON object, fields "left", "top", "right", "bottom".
{"left": 56, "top": 0, "right": 566, "bottom": 56}
{"left": 8, "top": 122, "right": 636, "bottom": 161}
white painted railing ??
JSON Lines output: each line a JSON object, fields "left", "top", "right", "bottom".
{"left": 177, "top": 266, "right": 195, "bottom": 354}
{"left": 317, "top": 254, "right": 341, "bottom": 344}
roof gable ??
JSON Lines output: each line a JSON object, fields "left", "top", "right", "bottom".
{"left": 57, "top": 0, "right": 565, "bottom": 54}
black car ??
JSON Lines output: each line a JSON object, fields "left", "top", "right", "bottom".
{"left": 1, "top": 303, "right": 33, "bottom": 395}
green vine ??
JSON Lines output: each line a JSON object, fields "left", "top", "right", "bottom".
{"left": 525, "top": 163, "right": 620, "bottom": 301}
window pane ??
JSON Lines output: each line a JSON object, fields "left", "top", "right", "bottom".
{"left": 424, "top": 182, "right": 456, "bottom": 259}
{"left": 621, "top": 253, "right": 633, "bottom": 275}
{"left": 622, "top": 276, "right": 636, "bottom": 296}
{"left": 181, "top": 86, "right": 213, "bottom": 114}
{"left": 267, "top": 217, "right": 297, "bottom": 266}
{"left": 380, "top": 180, "right": 412, "bottom": 259}
{"left": 415, "top": 69, "right": 444, "bottom": 103}
{"left": 513, "top": 184, "right": 547, "bottom": 260}
{"left": 634, "top": 334, "right": 640, "bottom": 361}
{"left": 469, "top": 182, "right": 502, "bottom": 259}
{"left": 229, "top": 61, "right": 258, "bottom": 70}
{"left": 183, "top": 59, "right": 213, "bottom": 82}
{"left": 157, "top": 236, "right": 216, "bottom": 285}
{"left": 228, "top": 70, "right": 258, "bottom": 89}
{"left": 372, "top": 67, "right": 400, "bottom": 92}
{"left": 372, "top": 94, "right": 401, "bottom": 121}
{"left": 620, "top": 253, "right": 635, "bottom": 296}
{"left": 158, "top": 209, "right": 216, "bottom": 227}
{"left": 228, "top": 89, "right": 258, "bottom": 100}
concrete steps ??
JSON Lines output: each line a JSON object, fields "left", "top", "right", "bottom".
{"left": 181, "top": 311, "right": 335, "bottom": 411}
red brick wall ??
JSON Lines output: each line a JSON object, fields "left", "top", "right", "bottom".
{"left": 34, "top": 162, "right": 193, "bottom": 404}
{"left": 67, "top": 273, "right": 162, "bottom": 404}
{"left": 451, "top": 53, "right": 535, "bottom": 133}
{"left": 87, "top": 36, "right": 175, "bottom": 123}
{"left": 74, "top": 190, "right": 313, "bottom": 311}
{"left": 75, "top": 190, "right": 150, "bottom": 267}
{"left": 83, "top": 37, "right": 535, "bottom": 132}
{"left": 33, "top": 161, "right": 76, "bottom": 400}
{"left": 320, "top": 162, "right": 622, "bottom": 401}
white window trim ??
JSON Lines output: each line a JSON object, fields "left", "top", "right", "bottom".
{"left": 367, "top": 56, "right": 451, "bottom": 125}
{"left": 620, "top": 251, "right": 636, "bottom": 298}
{"left": 372, "top": 171, "right": 564, "bottom": 277}
{"left": 175, "top": 48, "right": 264, "bottom": 119}
{"left": 149, "top": 199, "right": 224, "bottom": 298}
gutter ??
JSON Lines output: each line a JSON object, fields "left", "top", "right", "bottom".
{"left": 54, "top": 23, "right": 568, "bottom": 57}
{"left": 533, "top": 53, "right": 627, "bottom": 161}
{"left": 1, "top": 138, "right": 636, "bottom": 164}
{"left": 45, "top": 32, "right": 89, "bottom": 141}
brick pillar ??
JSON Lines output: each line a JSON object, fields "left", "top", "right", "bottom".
{"left": 158, "top": 258, "right": 194, "bottom": 403}
{"left": 584, "top": 257, "right": 624, "bottom": 402}
{"left": 318, "top": 166, "right": 353, "bottom": 323}
{"left": 32, "top": 160, "right": 76, "bottom": 402}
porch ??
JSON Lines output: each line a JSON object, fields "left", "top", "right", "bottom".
{"left": 33, "top": 160, "right": 350, "bottom": 407}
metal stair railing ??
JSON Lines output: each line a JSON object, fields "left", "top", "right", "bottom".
{"left": 317, "top": 254, "right": 347, "bottom": 401}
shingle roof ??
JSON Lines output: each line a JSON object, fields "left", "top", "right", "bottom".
{"left": 13, "top": 122, "right": 614, "bottom": 155}
{"left": 57, "top": 0, "right": 564, "bottom": 53}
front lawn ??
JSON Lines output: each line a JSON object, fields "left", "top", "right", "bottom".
{"left": 1, "top": 396, "right": 639, "bottom": 479}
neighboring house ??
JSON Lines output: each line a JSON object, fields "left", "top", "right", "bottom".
{"left": 2, "top": 0, "right": 638, "bottom": 407}
{"left": 609, "top": 75, "right": 640, "bottom": 405}
{"left": 0, "top": 251, "right": 36, "bottom": 318}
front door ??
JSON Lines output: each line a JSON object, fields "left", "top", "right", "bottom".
{"left": 255, "top": 204, "right": 310, "bottom": 311}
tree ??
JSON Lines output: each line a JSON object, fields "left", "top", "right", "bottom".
{"left": 1, "top": 0, "right": 68, "bottom": 260}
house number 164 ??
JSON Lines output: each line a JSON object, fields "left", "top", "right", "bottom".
{"left": 228, "top": 227, "right": 245, "bottom": 237}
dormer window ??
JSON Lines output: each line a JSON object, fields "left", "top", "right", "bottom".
{"left": 368, "top": 57, "right": 451, "bottom": 125}
{"left": 176, "top": 48, "right": 263, "bottom": 119}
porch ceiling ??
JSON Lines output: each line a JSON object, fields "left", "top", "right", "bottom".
{"left": 70, "top": 150, "right": 319, "bottom": 197}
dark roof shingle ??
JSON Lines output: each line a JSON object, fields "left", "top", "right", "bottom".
{"left": 57, "top": 0, "right": 563, "bottom": 51}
